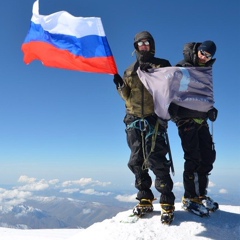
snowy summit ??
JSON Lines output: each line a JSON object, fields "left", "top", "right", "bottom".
{"left": 1, "top": 203, "right": 239, "bottom": 240}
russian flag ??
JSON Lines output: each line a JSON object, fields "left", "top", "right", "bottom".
{"left": 22, "top": 0, "right": 118, "bottom": 74}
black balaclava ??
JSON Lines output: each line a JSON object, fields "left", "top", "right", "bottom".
{"left": 133, "top": 31, "right": 155, "bottom": 63}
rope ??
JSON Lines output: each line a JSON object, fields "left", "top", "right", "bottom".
{"left": 141, "top": 120, "right": 159, "bottom": 170}
{"left": 126, "top": 119, "right": 155, "bottom": 138}
{"left": 127, "top": 118, "right": 175, "bottom": 175}
{"left": 127, "top": 118, "right": 159, "bottom": 170}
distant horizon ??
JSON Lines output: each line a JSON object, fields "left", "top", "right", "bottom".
{"left": 0, "top": 174, "right": 238, "bottom": 209}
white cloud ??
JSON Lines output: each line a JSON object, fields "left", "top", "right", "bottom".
{"left": 93, "top": 180, "right": 111, "bottom": 187}
{"left": 0, "top": 189, "right": 32, "bottom": 209}
{"left": 80, "top": 188, "right": 111, "bottom": 196}
{"left": 32, "top": 196, "right": 57, "bottom": 202}
{"left": 18, "top": 175, "right": 36, "bottom": 183}
{"left": 219, "top": 188, "right": 228, "bottom": 194}
{"left": 61, "top": 188, "right": 79, "bottom": 194}
{"left": 18, "top": 176, "right": 59, "bottom": 189}
{"left": 173, "top": 181, "right": 183, "bottom": 192}
{"left": 174, "top": 182, "right": 183, "bottom": 187}
{"left": 62, "top": 178, "right": 111, "bottom": 188}
{"left": 49, "top": 179, "right": 60, "bottom": 185}
{"left": 17, "top": 179, "right": 49, "bottom": 191}
{"left": 0, "top": 189, "right": 32, "bottom": 200}
{"left": 208, "top": 181, "right": 216, "bottom": 187}
{"left": 62, "top": 178, "right": 94, "bottom": 187}
{"left": 115, "top": 194, "right": 137, "bottom": 203}
{"left": 17, "top": 176, "right": 52, "bottom": 191}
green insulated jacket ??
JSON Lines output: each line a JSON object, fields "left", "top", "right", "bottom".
{"left": 118, "top": 58, "right": 171, "bottom": 118}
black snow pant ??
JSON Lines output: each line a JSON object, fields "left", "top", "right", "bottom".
{"left": 177, "top": 119, "right": 216, "bottom": 198}
{"left": 124, "top": 114, "right": 175, "bottom": 205}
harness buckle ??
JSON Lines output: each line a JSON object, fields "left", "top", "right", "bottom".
{"left": 139, "top": 119, "right": 148, "bottom": 132}
{"left": 127, "top": 119, "right": 149, "bottom": 132}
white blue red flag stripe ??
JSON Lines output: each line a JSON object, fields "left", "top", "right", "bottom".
{"left": 22, "top": 0, "right": 118, "bottom": 74}
{"left": 137, "top": 67, "right": 214, "bottom": 120}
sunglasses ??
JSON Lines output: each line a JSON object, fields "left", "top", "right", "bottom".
{"left": 200, "top": 50, "right": 212, "bottom": 59}
{"left": 137, "top": 40, "right": 150, "bottom": 46}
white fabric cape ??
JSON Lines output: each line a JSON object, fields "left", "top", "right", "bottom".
{"left": 137, "top": 67, "right": 214, "bottom": 120}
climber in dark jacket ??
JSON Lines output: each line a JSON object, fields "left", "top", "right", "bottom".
{"left": 113, "top": 31, "right": 175, "bottom": 223}
{"left": 169, "top": 41, "right": 219, "bottom": 215}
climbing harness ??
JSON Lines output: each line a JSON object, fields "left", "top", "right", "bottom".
{"left": 126, "top": 118, "right": 159, "bottom": 170}
{"left": 127, "top": 118, "right": 174, "bottom": 176}
{"left": 126, "top": 119, "right": 155, "bottom": 139}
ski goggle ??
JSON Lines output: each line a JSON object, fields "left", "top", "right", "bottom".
{"left": 137, "top": 40, "right": 150, "bottom": 46}
{"left": 200, "top": 50, "right": 212, "bottom": 59}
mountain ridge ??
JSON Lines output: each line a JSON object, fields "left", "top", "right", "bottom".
{"left": 0, "top": 203, "right": 239, "bottom": 240}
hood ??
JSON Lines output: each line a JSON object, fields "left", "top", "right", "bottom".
{"left": 133, "top": 31, "right": 155, "bottom": 63}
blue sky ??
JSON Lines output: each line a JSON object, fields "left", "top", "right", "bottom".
{"left": 0, "top": 0, "right": 239, "bottom": 202}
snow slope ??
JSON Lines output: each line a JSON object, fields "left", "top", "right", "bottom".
{"left": 1, "top": 203, "right": 240, "bottom": 240}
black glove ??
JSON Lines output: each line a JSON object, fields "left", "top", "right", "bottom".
{"left": 139, "top": 63, "right": 152, "bottom": 72}
{"left": 208, "top": 107, "right": 218, "bottom": 122}
{"left": 113, "top": 74, "right": 124, "bottom": 88}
